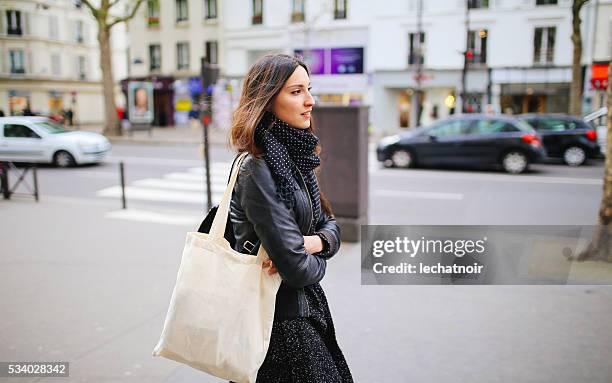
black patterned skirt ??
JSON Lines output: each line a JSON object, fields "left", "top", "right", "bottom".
{"left": 255, "top": 283, "right": 353, "bottom": 383}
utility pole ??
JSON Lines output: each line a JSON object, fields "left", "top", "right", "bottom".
{"left": 460, "top": 0, "right": 470, "bottom": 114}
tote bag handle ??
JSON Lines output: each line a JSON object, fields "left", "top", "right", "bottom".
{"left": 209, "top": 152, "right": 248, "bottom": 240}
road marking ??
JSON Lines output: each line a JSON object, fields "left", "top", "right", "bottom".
{"left": 69, "top": 171, "right": 121, "bottom": 179}
{"left": 131, "top": 178, "right": 226, "bottom": 192}
{"left": 164, "top": 172, "right": 230, "bottom": 183}
{"left": 370, "top": 168, "right": 603, "bottom": 186}
{"left": 374, "top": 190, "right": 464, "bottom": 200}
{"left": 106, "top": 156, "right": 205, "bottom": 167}
{"left": 96, "top": 186, "right": 223, "bottom": 205}
{"left": 104, "top": 209, "right": 201, "bottom": 226}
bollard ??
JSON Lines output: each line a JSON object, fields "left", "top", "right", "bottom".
{"left": 1, "top": 162, "right": 9, "bottom": 200}
{"left": 120, "top": 162, "right": 127, "bottom": 209}
{"left": 33, "top": 165, "right": 39, "bottom": 202}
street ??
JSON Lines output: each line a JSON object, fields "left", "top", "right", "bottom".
{"left": 1, "top": 143, "right": 611, "bottom": 382}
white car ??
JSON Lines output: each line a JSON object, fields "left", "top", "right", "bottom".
{"left": 0, "top": 116, "right": 111, "bottom": 167}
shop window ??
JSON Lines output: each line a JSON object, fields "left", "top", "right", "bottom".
{"left": 468, "top": 0, "right": 489, "bottom": 9}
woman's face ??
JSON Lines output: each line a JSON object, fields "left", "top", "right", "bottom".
{"left": 271, "top": 65, "right": 315, "bottom": 129}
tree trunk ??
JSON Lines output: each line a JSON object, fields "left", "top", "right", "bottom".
{"left": 577, "top": 62, "right": 612, "bottom": 262}
{"left": 98, "top": 25, "right": 120, "bottom": 136}
{"left": 569, "top": 1, "right": 586, "bottom": 117}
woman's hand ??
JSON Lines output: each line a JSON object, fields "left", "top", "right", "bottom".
{"left": 304, "top": 235, "right": 323, "bottom": 254}
{"left": 263, "top": 259, "right": 278, "bottom": 275}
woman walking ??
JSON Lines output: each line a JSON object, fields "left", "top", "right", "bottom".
{"left": 229, "top": 54, "right": 353, "bottom": 383}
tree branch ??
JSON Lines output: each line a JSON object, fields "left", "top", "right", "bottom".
{"left": 81, "top": 0, "right": 100, "bottom": 19}
{"left": 108, "top": 0, "right": 146, "bottom": 28}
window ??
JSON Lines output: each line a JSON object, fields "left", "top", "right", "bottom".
{"left": 536, "top": 0, "right": 557, "bottom": 5}
{"left": 4, "top": 125, "right": 40, "bottom": 139}
{"left": 533, "top": 27, "right": 555, "bottom": 65}
{"left": 468, "top": 0, "right": 489, "bottom": 9}
{"left": 428, "top": 120, "right": 468, "bottom": 137}
{"left": 537, "top": 119, "right": 576, "bottom": 132}
{"left": 408, "top": 32, "right": 425, "bottom": 65}
{"left": 51, "top": 53, "right": 61, "bottom": 76}
{"left": 334, "top": 0, "right": 347, "bottom": 19}
{"left": 6, "top": 10, "right": 22, "bottom": 36}
{"left": 147, "top": 0, "right": 160, "bottom": 27}
{"left": 252, "top": 0, "right": 263, "bottom": 24}
{"left": 204, "top": 0, "right": 217, "bottom": 19}
{"left": 467, "top": 29, "right": 487, "bottom": 64}
{"left": 149, "top": 44, "right": 161, "bottom": 71}
{"left": 177, "top": 42, "right": 189, "bottom": 70}
{"left": 9, "top": 50, "right": 25, "bottom": 74}
{"left": 176, "top": 0, "right": 188, "bottom": 22}
{"left": 78, "top": 56, "right": 86, "bottom": 79}
{"left": 469, "top": 120, "right": 519, "bottom": 134}
{"left": 205, "top": 41, "right": 218, "bottom": 64}
{"left": 75, "top": 20, "right": 84, "bottom": 43}
{"left": 292, "top": 0, "right": 305, "bottom": 23}
{"left": 49, "top": 15, "right": 59, "bottom": 39}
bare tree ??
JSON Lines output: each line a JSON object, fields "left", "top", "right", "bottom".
{"left": 577, "top": 61, "right": 612, "bottom": 262}
{"left": 569, "top": 0, "right": 589, "bottom": 116}
{"left": 81, "top": 0, "right": 146, "bottom": 136}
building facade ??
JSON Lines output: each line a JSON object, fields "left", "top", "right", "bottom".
{"left": 125, "top": 0, "right": 609, "bottom": 131}
{"left": 371, "top": 0, "right": 611, "bottom": 135}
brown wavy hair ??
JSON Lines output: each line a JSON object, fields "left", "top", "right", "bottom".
{"left": 230, "top": 53, "right": 333, "bottom": 216}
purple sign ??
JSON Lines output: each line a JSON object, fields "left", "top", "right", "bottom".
{"left": 331, "top": 47, "right": 363, "bottom": 75}
{"left": 294, "top": 49, "right": 325, "bottom": 75}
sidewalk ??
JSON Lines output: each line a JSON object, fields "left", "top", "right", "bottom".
{"left": 78, "top": 122, "right": 230, "bottom": 147}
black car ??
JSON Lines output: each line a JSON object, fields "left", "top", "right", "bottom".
{"left": 517, "top": 114, "right": 600, "bottom": 166}
{"left": 377, "top": 115, "right": 547, "bottom": 174}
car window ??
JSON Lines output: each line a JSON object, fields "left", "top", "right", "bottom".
{"left": 469, "top": 119, "right": 519, "bottom": 134}
{"left": 35, "top": 121, "right": 68, "bottom": 134}
{"left": 3, "top": 124, "right": 41, "bottom": 139}
{"left": 428, "top": 120, "right": 468, "bottom": 137}
{"left": 538, "top": 119, "right": 575, "bottom": 132}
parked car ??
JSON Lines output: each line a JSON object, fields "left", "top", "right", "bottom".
{"left": 377, "top": 115, "right": 547, "bottom": 174}
{"left": 517, "top": 114, "right": 600, "bottom": 166}
{"left": 584, "top": 107, "right": 607, "bottom": 156}
{"left": 0, "top": 116, "right": 111, "bottom": 167}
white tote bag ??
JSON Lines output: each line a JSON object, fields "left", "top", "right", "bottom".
{"left": 153, "top": 153, "right": 282, "bottom": 383}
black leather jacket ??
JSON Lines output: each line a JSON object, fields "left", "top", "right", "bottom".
{"left": 230, "top": 154, "right": 341, "bottom": 319}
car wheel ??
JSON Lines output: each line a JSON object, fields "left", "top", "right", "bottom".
{"left": 391, "top": 149, "right": 413, "bottom": 168}
{"left": 53, "top": 151, "right": 76, "bottom": 168}
{"left": 563, "top": 146, "right": 586, "bottom": 166}
{"left": 502, "top": 151, "right": 528, "bottom": 174}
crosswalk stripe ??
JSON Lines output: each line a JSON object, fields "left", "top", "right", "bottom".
{"left": 104, "top": 209, "right": 202, "bottom": 226}
{"left": 163, "top": 172, "right": 229, "bottom": 184}
{"left": 131, "top": 178, "right": 226, "bottom": 192}
{"left": 96, "top": 186, "right": 223, "bottom": 204}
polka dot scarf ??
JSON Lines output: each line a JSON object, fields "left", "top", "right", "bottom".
{"left": 255, "top": 112, "right": 321, "bottom": 231}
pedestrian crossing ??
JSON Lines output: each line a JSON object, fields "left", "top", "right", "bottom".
{"left": 97, "top": 157, "right": 383, "bottom": 225}
{"left": 96, "top": 162, "right": 233, "bottom": 212}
